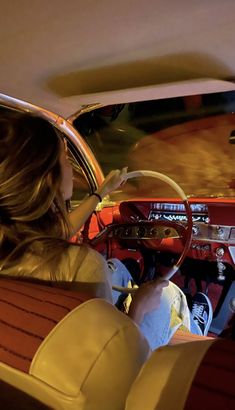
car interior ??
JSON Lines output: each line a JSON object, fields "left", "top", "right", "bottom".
{"left": 1, "top": 1, "right": 235, "bottom": 409}
{"left": 72, "top": 95, "right": 235, "bottom": 337}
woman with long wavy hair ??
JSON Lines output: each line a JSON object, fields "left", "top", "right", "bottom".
{"left": 0, "top": 111, "right": 213, "bottom": 350}
{"left": 0, "top": 112, "right": 125, "bottom": 297}
{"left": 0, "top": 111, "right": 168, "bottom": 320}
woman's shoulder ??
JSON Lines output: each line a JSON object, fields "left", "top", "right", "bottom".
{"left": 59, "top": 243, "right": 112, "bottom": 301}
{"left": 59, "top": 243, "right": 108, "bottom": 280}
{"left": 65, "top": 243, "right": 106, "bottom": 266}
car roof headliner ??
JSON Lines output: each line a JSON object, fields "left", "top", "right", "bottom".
{"left": 1, "top": 0, "right": 235, "bottom": 118}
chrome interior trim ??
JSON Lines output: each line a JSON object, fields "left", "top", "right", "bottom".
{"left": 55, "top": 116, "right": 104, "bottom": 188}
{"left": 0, "top": 92, "right": 59, "bottom": 123}
{"left": 0, "top": 92, "right": 105, "bottom": 189}
{"left": 67, "top": 103, "right": 104, "bottom": 124}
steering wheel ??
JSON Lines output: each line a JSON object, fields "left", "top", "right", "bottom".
{"left": 113, "top": 170, "right": 193, "bottom": 287}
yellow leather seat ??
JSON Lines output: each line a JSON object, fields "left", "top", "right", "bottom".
{"left": 0, "top": 298, "right": 150, "bottom": 410}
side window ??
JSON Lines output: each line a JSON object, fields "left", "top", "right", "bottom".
{"left": 67, "top": 147, "right": 90, "bottom": 202}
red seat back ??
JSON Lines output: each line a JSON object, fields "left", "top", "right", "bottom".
{"left": 184, "top": 339, "right": 235, "bottom": 409}
{"left": 0, "top": 278, "right": 91, "bottom": 373}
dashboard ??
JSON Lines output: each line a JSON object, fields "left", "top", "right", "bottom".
{"left": 148, "top": 202, "right": 209, "bottom": 224}
{"left": 148, "top": 202, "right": 234, "bottom": 243}
{"left": 118, "top": 200, "right": 235, "bottom": 241}
{"left": 112, "top": 199, "right": 235, "bottom": 267}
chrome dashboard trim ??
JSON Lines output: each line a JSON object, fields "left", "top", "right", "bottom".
{"left": 109, "top": 221, "right": 235, "bottom": 244}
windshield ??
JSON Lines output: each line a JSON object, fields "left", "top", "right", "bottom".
{"left": 74, "top": 91, "right": 235, "bottom": 199}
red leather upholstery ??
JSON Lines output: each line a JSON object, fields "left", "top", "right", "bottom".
{"left": 184, "top": 339, "right": 235, "bottom": 410}
{"left": 0, "top": 278, "right": 91, "bottom": 373}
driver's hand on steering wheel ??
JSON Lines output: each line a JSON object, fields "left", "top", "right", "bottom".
{"left": 96, "top": 167, "right": 128, "bottom": 199}
{"left": 128, "top": 279, "right": 169, "bottom": 325}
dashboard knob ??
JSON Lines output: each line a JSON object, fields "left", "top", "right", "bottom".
{"left": 216, "top": 226, "right": 224, "bottom": 238}
{"left": 192, "top": 225, "right": 199, "bottom": 236}
{"left": 215, "top": 247, "right": 225, "bottom": 258}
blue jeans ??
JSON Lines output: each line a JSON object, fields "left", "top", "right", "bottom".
{"left": 108, "top": 258, "right": 200, "bottom": 350}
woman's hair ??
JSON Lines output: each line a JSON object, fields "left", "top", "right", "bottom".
{"left": 0, "top": 110, "right": 72, "bottom": 279}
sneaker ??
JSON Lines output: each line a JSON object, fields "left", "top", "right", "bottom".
{"left": 191, "top": 292, "right": 213, "bottom": 336}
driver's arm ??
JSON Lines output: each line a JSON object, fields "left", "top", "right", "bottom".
{"left": 68, "top": 168, "right": 127, "bottom": 235}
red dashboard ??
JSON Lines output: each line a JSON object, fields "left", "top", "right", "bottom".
{"left": 109, "top": 199, "right": 235, "bottom": 268}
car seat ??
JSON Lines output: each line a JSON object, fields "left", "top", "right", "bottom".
{"left": 0, "top": 278, "right": 150, "bottom": 409}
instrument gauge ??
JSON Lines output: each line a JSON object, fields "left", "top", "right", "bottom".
{"left": 150, "top": 227, "right": 159, "bottom": 237}
{"left": 136, "top": 226, "right": 146, "bottom": 238}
